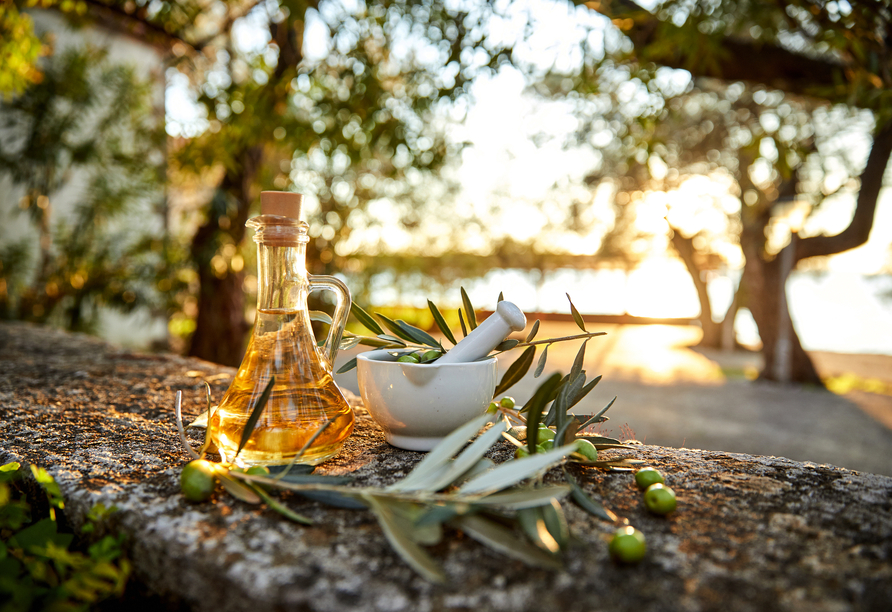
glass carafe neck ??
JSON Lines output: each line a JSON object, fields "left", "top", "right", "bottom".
{"left": 247, "top": 215, "right": 310, "bottom": 312}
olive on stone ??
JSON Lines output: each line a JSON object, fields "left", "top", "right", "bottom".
{"left": 635, "top": 467, "right": 665, "bottom": 490}
{"left": 573, "top": 439, "right": 598, "bottom": 462}
{"left": 643, "top": 483, "right": 677, "bottom": 515}
{"left": 609, "top": 526, "right": 646, "bottom": 563}
{"left": 180, "top": 459, "right": 217, "bottom": 502}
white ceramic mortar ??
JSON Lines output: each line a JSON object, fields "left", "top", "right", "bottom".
{"left": 356, "top": 350, "right": 498, "bottom": 451}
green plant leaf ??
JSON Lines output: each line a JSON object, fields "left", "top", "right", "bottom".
{"left": 477, "top": 485, "right": 571, "bottom": 510}
{"left": 566, "top": 293, "right": 586, "bottom": 332}
{"left": 219, "top": 473, "right": 261, "bottom": 504}
{"left": 415, "top": 503, "right": 473, "bottom": 527}
{"left": 525, "top": 373, "right": 562, "bottom": 453}
{"left": 388, "top": 413, "right": 494, "bottom": 492}
{"left": 309, "top": 310, "right": 333, "bottom": 325}
{"left": 534, "top": 344, "right": 549, "bottom": 378}
{"left": 252, "top": 486, "right": 313, "bottom": 524}
{"left": 498, "top": 291, "right": 504, "bottom": 302}
{"left": 356, "top": 336, "right": 402, "bottom": 348}
{"left": 578, "top": 435, "right": 624, "bottom": 447}
{"left": 458, "top": 443, "right": 578, "bottom": 496}
{"left": 350, "top": 301, "right": 384, "bottom": 335}
{"left": 451, "top": 514, "right": 561, "bottom": 570}
{"left": 338, "top": 336, "right": 361, "bottom": 351}
{"left": 525, "top": 319, "right": 540, "bottom": 343}
{"left": 493, "top": 346, "right": 536, "bottom": 397}
{"left": 375, "top": 313, "right": 418, "bottom": 343}
{"left": 541, "top": 498, "right": 569, "bottom": 549}
{"left": 562, "top": 468, "right": 617, "bottom": 522}
{"left": 376, "top": 334, "right": 408, "bottom": 346}
{"left": 461, "top": 286, "right": 477, "bottom": 330}
{"left": 396, "top": 320, "right": 442, "bottom": 348}
{"left": 428, "top": 300, "right": 457, "bottom": 345}
{"left": 236, "top": 377, "right": 275, "bottom": 458}
{"left": 458, "top": 309, "right": 468, "bottom": 337}
{"left": 571, "top": 340, "right": 587, "bottom": 380}
{"left": 571, "top": 375, "right": 602, "bottom": 409}
{"left": 336, "top": 357, "right": 358, "bottom": 374}
{"left": 517, "top": 507, "right": 559, "bottom": 553}
{"left": 577, "top": 397, "right": 617, "bottom": 431}
{"left": 365, "top": 495, "right": 446, "bottom": 583}
{"left": 495, "top": 339, "right": 519, "bottom": 352}
{"left": 415, "top": 421, "right": 507, "bottom": 493}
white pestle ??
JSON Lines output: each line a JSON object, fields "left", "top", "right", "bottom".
{"left": 437, "top": 301, "right": 527, "bottom": 364}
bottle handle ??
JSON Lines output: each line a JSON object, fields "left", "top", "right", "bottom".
{"left": 307, "top": 275, "right": 351, "bottom": 370}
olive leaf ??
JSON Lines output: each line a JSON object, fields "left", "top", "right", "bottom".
{"left": 375, "top": 313, "right": 418, "bottom": 343}
{"left": 338, "top": 336, "right": 361, "bottom": 351}
{"left": 571, "top": 340, "right": 587, "bottom": 380}
{"left": 428, "top": 300, "right": 457, "bottom": 345}
{"left": 458, "top": 443, "right": 578, "bottom": 496}
{"left": 219, "top": 472, "right": 261, "bottom": 504}
{"left": 460, "top": 286, "right": 477, "bottom": 330}
{"left": 493, "top": 346, "right": 536, "bottom": 397}
{"left": 495, "top": 339, "right": 519, "bottom": 352}
{"left": 395, "top": 319, "right": 442, "bottom": 349}
{"left": 566, "top": 293, "right": 586, "bottom": 332}
{"left": 525, "top": 372, "right": 562, "bottom": 453}
{"left": 388, "top": 413, "right": 494, "bottom": 492}
{"left": 350, "top": 301, "right": 384, "bottom": 335}
{"left": 458, "top": 309, "right": 468, "bottom": 337}
{"left": 577, "top": 397, "right": 617, "bottom": 431}
{"left": 409, "top": 421, "right": 508, "bottom": 493}
{"left": 336, "top": 357, "right": 357, "bottom": 374}
{"left": 451, "top": 514, "right": 562, "bottom": 570}
{"left": 477, "top": 485, "right": 571, "bottom": 510}
{"left": 365, "top": 495, "right": 446, "bottom": 583}
{"left": 236, "top": 377, "right": 276, "bottom": 459}
{"left": 309, "top": 310, "right": 333, "bottom": 325}
{"left": 497, "top": 291, "right": 504, "bottom": 302}
{"left": 251, "top": 485, "right": 314, "bottom": 524}
{"left": 517, "top": 506, "right": 560, "bottom": 553}
{"left": 534, "top": 344, "right": 549, "bottom": 378}
{"left": 562, "top": 468, "right": 617, "bottom": 522}
{"left": 525, "top": 319, "right": 540, "bottom": 343}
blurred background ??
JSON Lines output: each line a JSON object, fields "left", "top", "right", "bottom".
{"left": 2, "top": 0, "right": 891, "bottom": 473}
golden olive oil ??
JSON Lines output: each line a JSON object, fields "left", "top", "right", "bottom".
{"left": 209, "top": 309, "right": 354, "bottom": 465}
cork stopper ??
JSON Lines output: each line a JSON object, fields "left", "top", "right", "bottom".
{"left": 260, "top": 191, "right": 302, "bottom": 219}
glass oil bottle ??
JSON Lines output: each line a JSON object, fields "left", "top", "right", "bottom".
{"left": 209, "top": 191, "right": 354, "bottom": 465}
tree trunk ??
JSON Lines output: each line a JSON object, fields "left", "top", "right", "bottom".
{"left": 670, "top": 228, "right": 723, "bottom": 348}
{"left": 187, "top": 148, "right": 262, "bottom": 366}
{"left": 741, "top": 240, "right": 822, "bottom": 385}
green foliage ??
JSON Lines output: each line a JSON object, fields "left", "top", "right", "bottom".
{"left": 0, "top": 462, "right": 131, "bottom": 611}
{"left": 0, "top": 44, "right": 172, "bottom": 331}
{"left": 0, "top": 3, "right": 44, "bottom": 98}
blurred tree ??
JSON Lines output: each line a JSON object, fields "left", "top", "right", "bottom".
{"left": 0, "top": 45, "right": 167, "bottom": 332}
{"left": 582, "top": 0, "right": 892, "bottom": 384}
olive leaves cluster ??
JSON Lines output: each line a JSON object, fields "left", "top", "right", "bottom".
{"left": 175, "top": 367, "right": 641, "bottom": 581}
{"left": 335, "top": 289, "right": 606, "bottom": 397}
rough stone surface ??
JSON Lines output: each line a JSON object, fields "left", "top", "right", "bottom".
{"left": 2, "top": 321, "right": 891, "bottom": 612}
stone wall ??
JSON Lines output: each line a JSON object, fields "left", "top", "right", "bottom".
{"left": 1, "top": 322, "right": 890, "bottom": 611}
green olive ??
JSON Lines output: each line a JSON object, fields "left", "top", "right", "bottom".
{"left": 245, "top": 465, "right": 270, "bottom": 477}
{"left": 635, "top": 467, "right": 665, "bottom": 490}
{"left": 420, "top": 350, "right": 441, "bottom": 363}
{"left": 644, "top": 483, "right": 677, "bottom": 515}
{"left": 487, "top": 401, "right": 499, "bottom": 413}
{"left": 499, "top": 396, "right": 516, "bottom": 409}
{"left": 537, "top": 427, "right": 556, "bottom": 441}
{"left": 609, "top": 526, "right": 646, "bottom": 563}
{"left": 397, "top": 354, "right": 420, "bottom": 363}
{"left": 514, "top": 447, "right": 530, "bottom": 459}
{"left": 573, "top": 439, "right": 598, "bottom": 462}
{"left": 180, "top": 459, "right": 217, "bottom": 502}
{"left": 537, "top": 442, "right": 551, "bottom": 452}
